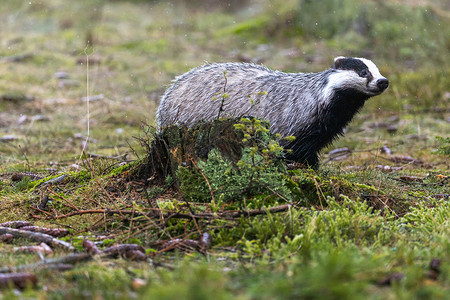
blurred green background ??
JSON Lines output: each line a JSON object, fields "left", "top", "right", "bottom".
{"left": 0, "top": 0, "right": 448, "bottom": 165}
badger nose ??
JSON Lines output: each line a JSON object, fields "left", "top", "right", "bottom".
{"left": 377, "top": 78, "right": 389, "bottom": 91}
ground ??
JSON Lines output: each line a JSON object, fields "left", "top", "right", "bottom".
{"left": 0, "top": 0, "right": 449, "bottom": 299}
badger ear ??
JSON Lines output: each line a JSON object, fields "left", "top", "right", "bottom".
{"left": 331, "top": 56, "right": 345, "bottom": 69}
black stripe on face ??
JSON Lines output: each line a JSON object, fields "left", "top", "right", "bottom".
{"left": 332, "top": 57, "right": 372, "bottom": 80}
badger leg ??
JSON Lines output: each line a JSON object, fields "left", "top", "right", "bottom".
{"left": 284, "top": 151, "right": 319, "bottom": 169}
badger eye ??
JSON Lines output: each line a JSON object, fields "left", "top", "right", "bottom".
{"left": 359, "top": 69, "right": 369, "bottom": 77}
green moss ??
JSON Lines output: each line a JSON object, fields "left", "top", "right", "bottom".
{"left": 219, "top": 15, "right": 272, "bottom": 36}
{"left": 434, "top": 136, "right": 450, "bottom": 156}
{"left": 0, "top": 0, "right": 449, "bottom": 298}
{"left": 117, "top": 39, "right": 168, "bottom": 54}
{"left": 172, "top": 118, "right": 292, "bottom": 204}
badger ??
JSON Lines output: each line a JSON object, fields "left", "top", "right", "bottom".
{"left": 156, "top": 56, "right": 389, "bottom": 167}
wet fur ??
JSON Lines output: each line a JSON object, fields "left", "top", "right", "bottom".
{"left": 157, "top": 57, "right": 388, "bottom": 167}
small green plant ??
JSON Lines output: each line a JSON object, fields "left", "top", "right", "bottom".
{"left": 12, "top": 176, "right": 35, "bottom": 192}
{"left": 433, "top": 136, "right": 450, "bottom": 156}
{"left": 214, "top": 71, "right": 229, "bottom": 119}
{"left": 177, "top": 117, "right": 292, "bottom": 205}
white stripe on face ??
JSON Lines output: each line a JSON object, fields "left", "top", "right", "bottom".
{"left": 357, "top": 57, "right": 384, "bottom": 80}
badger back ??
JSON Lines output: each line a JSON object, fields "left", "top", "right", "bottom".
{"left": 156, "top": 62, "right": 326, "bottom": 137}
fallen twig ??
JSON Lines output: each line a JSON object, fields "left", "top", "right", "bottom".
{"left": 19, "top": 226, "right": 70, "bottom": 238}
{"left": 158, "top": 231, "right": 212, "bottom": 254}
{"left": 123, "top": 250, "right": 147, "bottom": 261}
{"left": 0, "top": 273, "right": 37, "bottom": 289}
{"left": 0, "top": 253, "right": 92, "bottom": 273}
{"left": 85, "top": 153, "right": 127, "bottom": 160}
{"left": 83, "top": 240, "right": 147, "bottom": 261}
{"left": 31, "top": 204, "right": 293, "bottom": 221}
{"left": 82, "top": 239, "right": 102, "bottom": 255}
{"left": 0, "top": 234, "right": 14, "bottom": 243}
{"left": 14, "top": 243, "right": 53, "bottom": 255}
{"left": 190, "top": 158, "right": 216, "bottom": 207}
{"left": 204, "top": 203, "right": 292, "bottom": 219}
{"left": 38, "top": 174, "right": 68, "bottom": 187}
{"left": 103, "top": 244, "right": 146, "bottom": 257}
{"left": 0, "top": 221, "right": 33, "bottom": 228}
{"left": 47, "top": 188, "right": 79, "bottom": 210}
{"left": 31, "top": 208, "right": 146, "bottom": 219}
{"left": 0, "top": 226, "right": 75, "bottom": 251}
{"left": 45, "top": 264, "right": 74, "bottom": 272}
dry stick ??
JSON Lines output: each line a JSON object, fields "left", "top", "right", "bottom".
{"left": 117, "top": 223, "right": 154, "bottom": 243}
{"left": 96, "top": 177, "right": 126, "bottom": 219}
{"left": 31, "top": 208, "right": 151, "bottom": 220}
{"left": 0, "top": 253, "right": 92, "bottom": 273}
{"left": 160, "top": 205, "right": 293, "bottom": 221}
{"left": 31, "top": 204, "right": 293, "bottom": 222}
{"left": 216, "top": 70, "right": 228, "bottom": 119}
{"left": 31, "top": 206, "right": 160, "bottom": 223}
{"left": 312, "top": 176, "right": 326, "bottom": 209}
{"left": 126, "top": 206, "right": 136, "bottom": 243}
{"left": 189, "top": 209, "right": 202, "bottom": 237}
{"left": 379, "top": 197, "right": 398, "bottom": 218}
{"left": 29, "top": 206, "right": 54, "bottom": 217}
{"left": 47, "top": 187, "right": 79, "bottom": 210}
{"left": 157, "top": 240, "right": 198, "bottom": 254}
{"left": 190, "top": 158, "right": 216, "bottom": 208}
{"left": 151, "top": 228, "right": 200, "bottom": 247}
{"left": 0, "top": 227, "right": 75, "bottom": 251}
{"left": 182, "top": 201, "right": 203, "bottom": 238}
{"left": 80, "top": 46, "right": 90, "bottom": 159}
{"left": 117, "top": 220, "right": 165, "bottom": 244}
{"left": 0, "top": 272, "right": 38, "bottom": 289}
{"left": 216, "top": 204, "right": 292, "bottom": 218}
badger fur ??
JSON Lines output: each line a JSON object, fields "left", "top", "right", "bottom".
{"left": 156, "top": 56, "right": 389, "bottom": 167}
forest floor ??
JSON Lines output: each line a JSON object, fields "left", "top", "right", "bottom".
{"left": 0, "top": 0, "right": 449, "bottom": 299}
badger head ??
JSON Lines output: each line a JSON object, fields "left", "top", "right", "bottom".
{"left": 326, "top": 56, "right": 389, "bottom": 98}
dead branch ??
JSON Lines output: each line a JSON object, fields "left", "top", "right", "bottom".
{"left": 0, "top": 221, "right": 33, "bottom": 228}
{"left": 31, "top": 208, "right": 145, "bottom": 219}
{"left": 47, "top": 188, "right": 79, "bottom": 210}
{"left": 0, "top": 253, "right": 92, "bottom": 273}
{"left": 31, "top": 204, "right": 293, "bottom": 222}
{"left": 39, "top": 174, "right": 68, "bottom": 186}
{"left": 82, "top": 239, "right": 102, "bottom": 255}
{"left": 0, "top": 273, "right": 37, "bottom": 289}
{"left": 182, "top": 203, "right": 293, "bottom": 220}
{"left": 45, "top": 264, "right": 74, "bottom": 272}
{"left": 14, "top": 243, "right": 53, "bottom": 255}
{"left": 103, "top": 244, "right": 146, "bottom": 257}
{"left": 190, "top": 157, "right": 216, "bottom": 207}
{"left": 174, "top": 204, "right": 293, "bottom": 220}
{"left": 82, "top": 240, "right": 147, "bottom": 261}
{"left": 124, "top": 250, "right": 147, "bottom": 261}
{"left": 0, "top": 234, "right": 14, "bottom": 243}
{"left": 85, "top": 153, "right": 127, "bottom": 160}
{"left": 0, "top": 226, "right": 75, "bottom": 251}
{"left": 19, "top": 226, "right": 70, "bottom": 238}
{"left": 159, "top": 238, "right": 202, "bottom": 252}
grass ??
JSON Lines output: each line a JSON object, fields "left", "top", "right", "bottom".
{"left": 0, "top": 0, "right": 449, "bottom": 298}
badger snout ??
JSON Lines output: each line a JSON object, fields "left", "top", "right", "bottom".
{"left": 376, "top": 78, "right": 389, "bottom": 91}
